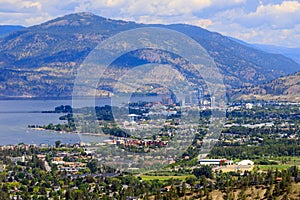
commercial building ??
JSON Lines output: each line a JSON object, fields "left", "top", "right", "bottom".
{"left": 198, "top": 158, "right": 228, "bottom": 166}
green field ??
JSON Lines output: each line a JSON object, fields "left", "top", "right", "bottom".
{"left": 258, "top": 165, "right": 296, "bottom": 171}
{"left": 256, "top": 156, "right": 300, "bottom": 171}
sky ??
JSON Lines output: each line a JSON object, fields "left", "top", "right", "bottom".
{"left": 0, "top": 0, "right": 299, "bottom": 47}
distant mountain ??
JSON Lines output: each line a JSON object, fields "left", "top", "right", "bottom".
{"left": 233, "top": 71, "right": 300, "bottom": 102}
{"left": 0, "top": 12, "right": 299, "bottom": 98}
{"left": 0, "top": 25, "right": 25, "bottom": 38}
{"left": 228, "top": 36, "right": 300, "bottom": 64}
{"left": 253, "top": 44, "right": 300, "bottom": 64}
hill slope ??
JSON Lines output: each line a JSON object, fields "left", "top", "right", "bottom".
{"left": 0, "top": 12, "right": 299, "bottom": 98}
{"left": 233, "top": 71, "right": 300, "bottom": 102}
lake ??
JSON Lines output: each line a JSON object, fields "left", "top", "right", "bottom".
{"left": 0, "top": 96, "right": 163, "bottom": 146}
{"left": 0, "top": 99, "right": 79, "bottom": 145}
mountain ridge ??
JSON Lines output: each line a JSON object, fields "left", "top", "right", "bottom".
{"left": 0, "top": 25, "right": 25, "bottom": 38}
{"left": 0, "top": 12, "right": 299, "bottom": 98}
{"left": 253, "top": 44, "right": 300, "bottom": 64}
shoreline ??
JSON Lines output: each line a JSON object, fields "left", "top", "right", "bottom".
{"left": 29, "top": 127, "right": 111, "bottom": 137}
{"left": 0, "top": 94, "right": 160, "bottom": 101}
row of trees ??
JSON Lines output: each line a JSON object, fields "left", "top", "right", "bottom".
{"left": 210, "top": 140, "right": 300, "bottom": 159}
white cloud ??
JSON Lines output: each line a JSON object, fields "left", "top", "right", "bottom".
{"left": 201, "top": 1, "right": 300, "bottom": 47}
{"left": 0, "top": 0, "right": 73, "bottom": 25}
{"left": 0, "top": 0, "right": 42, "bottom": 13}
{"left": 207, "top": 20, "right": 300, "bottom": 47}
{"left": 23, "top": 1, "right": 42, "bottom": 11}
{"left": 105, "top": 0, "right": 125, "bottom": 7}
{"left": 115, "top": 0, "right": 212, "bottom": 20}
{"left": 0, "top": 0, "right": 299, "bottom": 47}
{"left": 238, "top": 1, "right": 300, "bottom": 29}
{"left": 192, "top": 19, "right": 213, "bottom": 28}
{"left": 211, "top": 0, "right": 246, "bottom": 7}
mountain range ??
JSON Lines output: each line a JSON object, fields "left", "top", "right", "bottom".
{"left": 228, "top": 36, "right": 300, "bottom": 64}
{"left": 0, "top": 25, "right": 24, "bottom": 38}
{"left": 0, "top": 12, "right": 299, "bottom": 99}
{"left": 253, "top": 44, "right": 300, "bottom": 64}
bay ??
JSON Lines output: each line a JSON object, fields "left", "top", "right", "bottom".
{"left": 0, "top": 99, "right": 79, "bottom": 146}
{"left": 0, "top": 96, "right": 162, "bottom": 145}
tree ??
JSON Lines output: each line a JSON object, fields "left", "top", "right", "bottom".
{"left": 87, "top": 159, "right": 98, "bottom": 173}
{"left": 274, "top": 183, "right": 281, "bottom": 197}
{"left": 193, "top": 166, "right": 213, "bottom": 179}
{"left": 55, "top": 140, "right": 61, "bottom": 148}
{"left": 39, "top": 186, "right": 47, "bottom": 195}
{"left": 0, "top": 190, "right": 9, "bottom": 200}
{"left": 181, "top": 182, "right": 187, "bottom": 197}
{"left": 65, "top": 190, "right": 73, "bottom": 200}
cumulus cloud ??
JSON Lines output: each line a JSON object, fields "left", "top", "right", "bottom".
{"left": 203, "top": 1, "right": 300, "bottom": 47}
{"left": 208, "top": 16, "right": 300, "bottom": 47}
{"left": 237, "top": 1, "right": 300, "bottom": 29}
{"left": 211, "top": 0, "right": 246, "bottom": 8}
{"left": 0, "top": 0, "right": 299, "bottom": 47}
{"left": 0, "top": 0, "right": 42, "bottom": 13}
{"left": 192, "top": 19, "right": 213, "bottom": 28}
{"left": 0, "top": 0, "right": 72, "bottom": 25}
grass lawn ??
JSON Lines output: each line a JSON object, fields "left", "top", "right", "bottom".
{"left": 258, "top": 165, "right": 293, "bottom": 171}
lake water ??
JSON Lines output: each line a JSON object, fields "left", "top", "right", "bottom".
{"left": 0, "top": 99, "right": 80, "bottom": 145}
{"left": 0, "top": 96, "right": 162, "bottom": 146}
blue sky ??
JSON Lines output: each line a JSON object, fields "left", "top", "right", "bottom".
{"left": 0, "top": 0, "right": 299, "bottom": 47}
